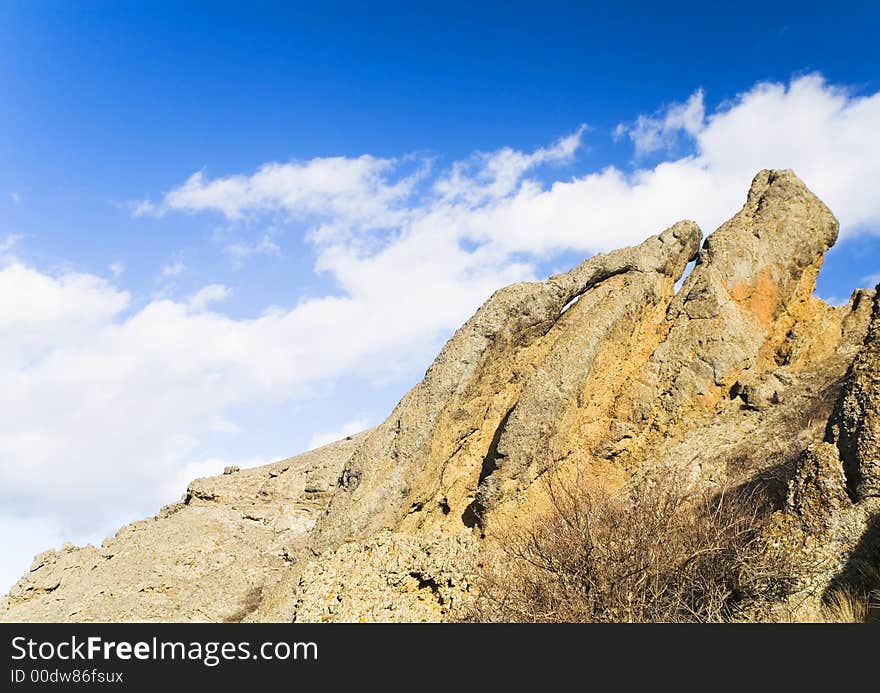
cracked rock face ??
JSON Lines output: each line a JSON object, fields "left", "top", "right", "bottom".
{"left": 4, "top": 169, "right": 879, "bottom": 623}
{"left": 617, "top": 170, "right": 840, "bottom": 442}
{"left": 759, "top": 288, "right": 880, "bottom": 620}
{"left": 827, "top": 286, "right": 880, "bottom": 500}
{"left": 310, "top": 220, "right": 701, "bottom": 551}
{"left": 290, "top": 531, "right": 476, "bottom": 623}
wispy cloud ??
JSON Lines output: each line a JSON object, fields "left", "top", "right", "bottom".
{"left": 615, "top": 89, "right": 705, "bottom": 157}
{"left": 187, "top": 284, "right": 231, "bottom": 310}
{"left": 9, "top": 192, "right": 21, "bottom": 205}
{"left": 0, "top": 234, "right": 23, "bottom": 255}
{"left": 135, "top": 155, "right": 420, "bottom": 227}
{"left": 861, "top": 272, "right": 880, "bottom": 288}
{"left": 432, "top": 125, "right": 586, "bottom": 203}
{"left": 224, "top": 234, "right": 281, "bottom": 265}
{"left": 308, "top": 416, "right": 370, "bottom": 450}
{"left": 817, "top": 295, "right": 850, "bottom": 307}
{"left": 160, "top": 255, "right": 185, "bottom": 278}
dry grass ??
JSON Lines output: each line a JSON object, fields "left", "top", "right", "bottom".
{"left": 817, "top": 563, "right": 880, "bottom": 623}
{"left": 814, "top": 590, "right": 869, "bottom": 623}
{"left": 465, "top": 469, "right": 795, "bottom": 623}
{"left": 860, "top": 563, "right": 880, "bottom": 622}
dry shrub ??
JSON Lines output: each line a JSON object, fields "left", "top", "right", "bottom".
{"left": 467, "top": 469, "right": 793, "bottom": 623}
{"left": 819, "top": 563, "right": 880, "bottom": 623}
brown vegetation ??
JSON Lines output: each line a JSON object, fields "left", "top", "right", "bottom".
{"left": 466, "top": 470, "right": 795, "bottom": 623}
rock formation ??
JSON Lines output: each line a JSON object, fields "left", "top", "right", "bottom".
{"left": 827, "top": 292, "right": 880, "bottom": 500}
{"left": 3, "top": 169, "right": 878, "bottom": 623}
{"left": 761, "top": 288, "right": 880, "bottom": 619}
{"left": 311, "top": 219, "right": 702, "bottom": 548}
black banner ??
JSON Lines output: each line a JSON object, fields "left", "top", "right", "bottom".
{"left": 1, "top": 623, "right": 869, "bottom": 688}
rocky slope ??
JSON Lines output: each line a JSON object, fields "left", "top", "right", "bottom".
{"left": 1, "top": 434, "right": 365, "bottom": 622}
{"left": 3, "top": 170, "right": 878, "bottom": 622}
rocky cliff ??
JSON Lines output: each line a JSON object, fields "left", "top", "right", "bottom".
{"left": 3, "top": 170, "right": 878, "bottom": 622}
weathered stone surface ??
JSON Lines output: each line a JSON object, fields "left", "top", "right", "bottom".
{"left": 475, "top": 224, "right": 699, "bottom": 519}
{"left": 827, "top": 286, "right": 880, "bottom": 499}
{"left": 785, "top": 443, "right": 852, "bottom": 534}
{"left": 290, "top": 531, "right": 476, "bottom": 622}
{"left": 310, "top": 220, "right": 701, "bottom": 549}
{"left": 759, "top": 291, "right": 880, "bottom": 620}
{"left": 626, "top": 170, "right": 838, "bottom": 429}
{"left": 1, "top": 434, "right": 364, "bottom": 622}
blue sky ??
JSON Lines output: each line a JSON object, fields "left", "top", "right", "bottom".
{"left": 1, "top": 1, "right": 879, "bottom": 590}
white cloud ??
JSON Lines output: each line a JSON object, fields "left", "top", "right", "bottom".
{"left": 138, "top": 156, "right": 419, "bottom": 228}
{"left": 130, "top": 199, "right": 157, "bottom": 217}
{"left": 1, "top": 234, "right": 23, "bottom": 255}
{"left": 0, "top": 263, "right": 130, "bottom": 365}
{"left": 432, "top": 126, "right": 586, "bottom": 203}
{"left": 165, "top": 455, "right": 273, "bottom": 499}
{"left": 817, "top": 295, "right": 850, "bottom": 307}
{"left": 160, "top": 256, "right": 185, "bottom": 278}
{"left": 9, "top": 192, "right": 21, "bottom": 205}
{"left": 0, "top": 515, "right": 68, "bottom": 593}
{"left": 188, "top": 283, "right": 231, "bottom": 310}
{"left": 617, "top": 89, "right": 705, "bottom": 156}
{"left": 308, "top": 416, "right": 370, "bottom": 450}
{"left": 5, "top": 73, "right": 880, "bottom": 591}
{"left": 224, "top": 234, "right": 281, "bottom": 264}
{"left": 861, "top": 273, "right": 880, "bottom": 288}
{"left": 109, "top": 261, "right": 125, "bottom": 277}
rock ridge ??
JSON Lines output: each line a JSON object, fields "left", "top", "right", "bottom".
{"left": 3, "top": 170, "right": 878, "bottom": 623}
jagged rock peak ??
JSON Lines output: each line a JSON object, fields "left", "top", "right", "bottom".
{"left": 310, "top": 219, "right": 702, "bottom": 549}
{"left": 648, "top": 169, "right": 839, "bottom": 412}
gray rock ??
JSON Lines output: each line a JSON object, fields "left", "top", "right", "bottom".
{"left": 827, "top": 287, "right": 880, "bottom": 499}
